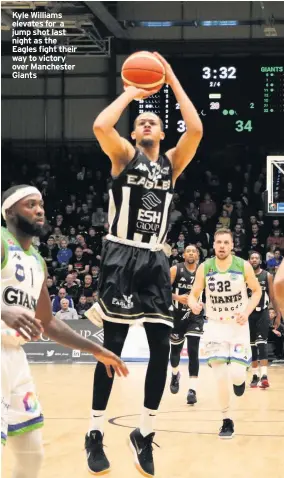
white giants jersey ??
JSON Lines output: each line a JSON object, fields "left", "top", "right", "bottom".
{"left": 1, "top": 228, "right": 45, "bottom": 347}
{"left": 204, "top": 256, "right": 248, "bottom": 322}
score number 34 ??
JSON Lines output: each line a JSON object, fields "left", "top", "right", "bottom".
{"left": 235, "top": 120, "right": 253, "bottom": 132}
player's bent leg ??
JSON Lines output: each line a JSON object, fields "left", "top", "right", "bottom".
{"left": 86, "top": 320, "right": 129, "bottom": 476}
{"left": 169, "top": 340, "right": 184, "bottom": 394}
{"left": 186, "top": 335, "right": 201, "bottom": 405}
{"left": 9, "top": 429, "right": 44, "bottom": 478}
{"left": 129, "top": 323, "right": 170, "bottom": 478}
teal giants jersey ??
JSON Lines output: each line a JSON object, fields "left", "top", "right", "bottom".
{"left": 204, "top": 256, "right": 248, "bottom": 322}
{"left": 1, "top": 228, "right": 45, "bottom": 346}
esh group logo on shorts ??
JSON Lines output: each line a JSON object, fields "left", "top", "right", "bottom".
{"left": 234, "top": 344, "right": 244, "bottom": 354}
{"left": 23, "top": 392, "right": 39, "bottom": 413}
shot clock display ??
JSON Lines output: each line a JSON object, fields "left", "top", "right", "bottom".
{"left": 130, "top": 57, "right": 284, "bottom": 148}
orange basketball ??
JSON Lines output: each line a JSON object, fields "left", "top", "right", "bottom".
{"left": 121, "top": 51, "right": 165, "bottom": 93}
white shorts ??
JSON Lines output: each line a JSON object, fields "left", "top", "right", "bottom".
{"left": 202, "top": 319, "right": 252, "bottom": 367}
{"left": 1, "top": 344, "right": 43, "bottom": 445}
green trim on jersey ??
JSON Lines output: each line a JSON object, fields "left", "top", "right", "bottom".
{"left": 1, "top": 227, "right": 45, "bottom": 272}
{"left": 204, "top": 255, "right": 245, "bottom": 276}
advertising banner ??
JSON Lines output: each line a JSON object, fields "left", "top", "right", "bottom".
{"left": 23, "top": 320, "right": 209, "bottom": 363}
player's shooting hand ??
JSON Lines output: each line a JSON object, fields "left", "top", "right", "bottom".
{"left": 94, "top": 346, "right": 129, "bottom": 378}
{"left": 2, "top": 309, "right": 43, "bottom": 341}
{"left": 152, "top": 52, "right": 176, "bottom": 85}
{"left": 123, "top": 85, "right": 160, "bottom": 100}
{"left": 235, "top": 312, "right": 249, "bottom": 326}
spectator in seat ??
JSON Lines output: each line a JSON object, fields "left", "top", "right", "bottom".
{"left": 185, "top": 202, "right": 199, "bottom": 221}
{"left": 189, "top": 224, "right": 209, "bottom": 252}
{"left": 78, "top": 203, "right": 92, "bottom": 229}
{"left": 52, "top": 227, "right": 64, "bottom": 246}
{"left": 57, "top": 239, "right": 73, "bottom": 267}
{"left": 55, "top": 298, "right": 78, "bottom": 321}
{"left": 175, "top": 232, "right": 186, "bottom": 253}
{"left": 169, "top": 203, "right": 183, "bottom": 226}
{"left": 76, "top": 234, "right": 93, "bottom": 256}
{"left": 248, "top": 237, "right": 264, "bottom": 257}
{"left": 68, "top": 246, "right": 90, "bottom": 279}
{"left": 223, "top": 197, "right": 234, "bottom": 217}
{"left": 79, "top": 274, "right": 95, "bottom": 304}
{"left": 233, "top": 224, "right": 246, "bottom": 258}
{"left": 52, "top": 288, "right": 74, "bottom": 314}
{"left": 62, "top": 273, "right": 81, "bottom": 304}
{"left": 92, "top": 291, "right": 99, "bottom": 304}
{"left": 267, "top": 249, "right": 283, "bottom": 272}
{"left": 76, "top": 295, "right": 91, "bottom": 319}
{"left": 236, "top": 217, "right": 246, "bottom": 234}
{"left": 64, "top": 204, "right": 78, "bottom": 228}
{"left": 169, "top": 247, "right": 182, "bottom": 267}
{"left": 272, "top": 219, "right": 282, "bottom": 234}
{"left": 47, "top": 277, "right": 58, "bottom": 300}
{"left": 199, "top": 193, "right": 217, "bottom": 219}
{"left": 92, "top": 207, "right": 108, "bottom": 229}
{"left": 67, "top": 226, "right": 78, "bottom": 245}
{"left": 90, "top": 265, "right": 100, "bottom": 290}
{"left": 249, "top": 223, "right": 265, "bottom": 249}
{"left": 39, "top": 236, "right": 58, "bottom": 269}
{"left": 267, "top": 230, "right": 284, "bottom": 252}
{"left": 218, "top": 209, "right": 231, "bottom": 229}
{"left": 87, "top": 227, "right": 102, "bottom": 253}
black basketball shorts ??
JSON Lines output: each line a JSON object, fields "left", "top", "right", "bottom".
{"left": 86, "top": 240, "right": 173, "bottom": 327}
{"left": 249, "top": 309, "right": 270, "bottom": 345}
{"left": 170, "top": 309, "right": 204, "bottom": 345}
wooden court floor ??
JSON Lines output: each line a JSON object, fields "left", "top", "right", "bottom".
{"left": 2, "top": 363, "right": 284, "bottom": 478}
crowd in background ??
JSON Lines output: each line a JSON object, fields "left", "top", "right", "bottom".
{"left": 2, "top": 142, "right": 284, "bottom": 359}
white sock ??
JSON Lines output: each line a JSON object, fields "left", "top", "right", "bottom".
{"left": 189, "top": 376, "right": 198, "bottom": 392}
{"left": 140, "top": 407, "right": 156, "bottom": 437}
{"left": 211, "top": 363, "right": 231, "bottom": 420}
{"left": 172, "top": 366, "right": 179, "bottom": 376}
{"left": 260, "top": 366, "right": 268, "bottom": 377}
{"left": 252, "top": 367, "right": 259, "bottom": 377}
{"left": 89, "top": 409, "right": 105, "bottom": 435}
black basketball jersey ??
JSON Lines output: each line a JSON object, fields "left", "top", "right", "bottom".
{"left": 248, "top": 269, "right": 269, "bottom": 311}
{"left": 108, "top": 149, "right": 173, "bottom": 246}
{"left": 172, "top": 262, "right": 196, "bottom": 311}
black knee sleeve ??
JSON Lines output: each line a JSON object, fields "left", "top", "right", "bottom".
{"left": 251, "top": 345, "right": 258, "bottom": 362}
{"left": 92, "top": 321, "right": 129, "bottom": 410}
{"left": 257, "top": 342, "right": 268, "bottom": 361}
{"left": 187, "top": 335, "right": 200, "bottom": 377}
{"left": 170, "top": 341, "right": 184, "bottom": 368}
{"left": 144, "top": 323, "right": 170, "bottom": 410}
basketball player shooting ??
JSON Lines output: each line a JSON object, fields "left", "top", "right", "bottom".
{"left": 188, "top": 229, "right": 261, "bottom": 439}
{"left": 85, "top": 52, "right": 203, "bottom": 477}
{"left": 248, "top": 252, "right": 281, "bottom": 389}
{"left": 1, "top": 185, "right": 128, "bottom": 478}
{"left": 169, "top": 245, "right": 204, "bottom": 405}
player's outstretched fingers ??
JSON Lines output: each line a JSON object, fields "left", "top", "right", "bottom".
{"left": 105, "top": 365, "right": 112, "bottom": 378}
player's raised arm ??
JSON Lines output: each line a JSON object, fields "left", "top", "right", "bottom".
{"left": 36, "top": 267, "right": 129, "bottom": 378}
{"left": 153, "top": 53, "right": 203, "bottom": 182}
{"left": 274, "top": 260, "right": 284, "bottom": 318}
{"left": 93, "top": 86, "right": 157, "bottom": 174}
{"left": 244, "top": 261, "right": 262, "bottom": 317}
{"left": 188, "top": 263, "right": 205, "bottom": 314}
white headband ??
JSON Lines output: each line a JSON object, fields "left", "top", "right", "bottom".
{"left": 2, "top": 187, "right": 42, "bottom": 220}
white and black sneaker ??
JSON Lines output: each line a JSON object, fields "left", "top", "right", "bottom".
{"left": 129, "top": 428, "right": 158, "bottom": 477}
{"left": 218, "top": 419, "right": 235, "bottom": 439}
{"left": 170, "top": 372, "right": 180, "bottom": 394}
{"left": 187, "top": 389, "right": 197, "bottom": 405}
{"left": 85, "top": 431, "right": 110, "bottom": 475}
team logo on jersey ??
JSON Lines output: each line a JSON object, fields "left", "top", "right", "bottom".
{"left": 234, "top": 344, "right": 244, "bottom": 354}
{"left": 208, "top": 283, "right": 215, "bottom": 292}
{"left": 13, "top": 252, "right": 21, "bottom": 260}
{"left": 15, "top": 264, "right": 25, "bottom": 282}
{"left": 141, "top": 192, "right": 161, "bottom": 210}
{"left": 112, "top": 294, "right": 134, "bottom": 310}
{"left": 23, "top": 392, "right": 39, "bottom": 413}
{"left": 230, "top": 273, "right": 238, "bottom": 280}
